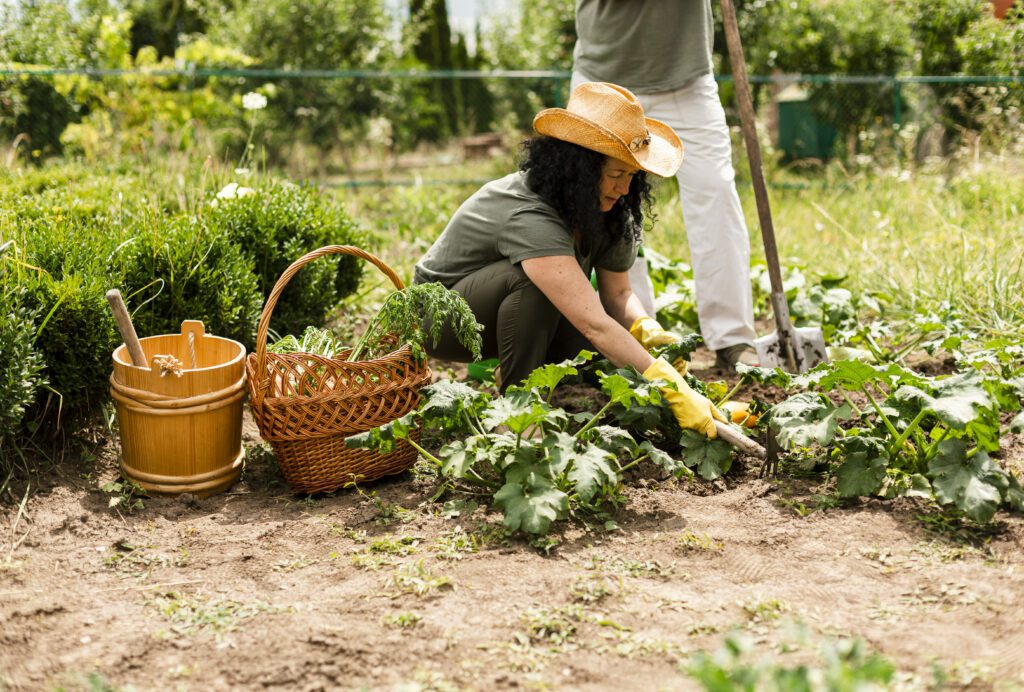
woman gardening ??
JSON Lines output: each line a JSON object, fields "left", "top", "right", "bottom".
{"left": 414, "top": 82, "right": 727, "bottom": 439}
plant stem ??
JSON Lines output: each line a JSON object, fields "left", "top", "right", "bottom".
{"left": 888, "top": 408, "right": 928, "bottom": 457}
{"left": 894, "top": 334, "right": 925, "bottom": 362}
{"left": 618, "top": 455, "right": 648, "bottom": 474}
{"left": 862, "top": 386, "right": 902, "bottom": 440}
{"left": 840, "top": 391, "right": 864, "bottom": 418}
{"left": 348, "top": 290, "right": 402, "bottom": 362}
{"left": 574, "top": 402, "right": 612, "bottom": 439}
{"left": 863, "top": 332, "right": 887, "bottom": 362}
{"left": 461, "top": 410, "right": 485, "bottom": 437}
{"left": 461, "top": 469, "right": 499, "bottom": 490}
{"left": 406, "top": 438, "right": 442, "bottom": 468}
{"left": 716, "top": 379, "right": 745, "bottom": 408}
{"left": 924, "top": 427, "right": 952, "bottom": 461}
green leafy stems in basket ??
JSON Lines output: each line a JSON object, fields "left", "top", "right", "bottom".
{"left": 347, "top": 282, "right": 483, "bottom": 363}
{"left": 266, "top": 282, "right": 483, "bottom": 365}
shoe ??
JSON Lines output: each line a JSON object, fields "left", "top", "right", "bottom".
{"left": 714, "top": 344, "right": 758, "bottom": 372}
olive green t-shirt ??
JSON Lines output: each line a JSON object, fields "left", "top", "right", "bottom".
{"left": 573, "top": 0, "right": 714, "bottom": 94}
{"left": 413, "top": 172, "right": 638, "bottom": 287}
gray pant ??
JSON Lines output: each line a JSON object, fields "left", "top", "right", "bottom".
{"left": 425, "top": 260, "right": 593, "bottom": 392}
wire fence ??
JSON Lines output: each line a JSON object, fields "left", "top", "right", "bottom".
{"left": 2, "top": 66, "right": 1022, "bottom": 181}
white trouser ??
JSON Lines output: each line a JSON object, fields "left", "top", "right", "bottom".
{"left": 571, "top": 71, "right": 757, "bottom": 352}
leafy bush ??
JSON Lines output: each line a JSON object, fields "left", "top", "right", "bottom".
{"left": 0, "top": 74, "right": 77, "bottom": 160}
{"left": 745, "top": 0, "right": 912, "bottom": 157}
{"left": 30, "top": 272, "right": 119, "bottom": 413}
{"left": 206, "top": 0, "right": 394, "bottom": 167}
{"left": 205, "top": 181, "right": 365, "bottom": 338}
{"left": 0, "top": 1, "right": 85, "bottom": 160}
{"left": 120, "top": 213, "right": 264, "bottom": 346}
{"left": 0, "top": 287, "right": 46, "bottom": 439}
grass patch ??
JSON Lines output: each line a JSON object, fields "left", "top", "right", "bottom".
{"left": 151, "top": 591, "right": 282, "bottom": 639}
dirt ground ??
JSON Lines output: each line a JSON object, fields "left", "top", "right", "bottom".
{"left": 2, "top": 359, "right": 1024, "bottom": 692}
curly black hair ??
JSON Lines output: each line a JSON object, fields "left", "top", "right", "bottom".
{"left": 519, "top": 136, "right": 655, "bottom": 256}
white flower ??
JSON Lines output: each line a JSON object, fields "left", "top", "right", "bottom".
{"left": 216, "top": 182, "right": 256, "bottom": 201}
{"left": 242, "top": 92, "right": 268, "bottom": 111}
{"left": 366, "top": 117, "right": 394, "bottom": 147}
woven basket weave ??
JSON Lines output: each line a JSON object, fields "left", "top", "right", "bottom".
{"left": 246, "top": 245, "right": 431, "bottom": 494}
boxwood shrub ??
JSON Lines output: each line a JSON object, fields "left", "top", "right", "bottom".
{"left": 0, "top": 288, "right": 46, "bottom": 440}
{"left": 206, "top": 180, "right": 365, "bottom": 338}
{"left": 120, "top": 214, "right": 264, "bottom": 347}
{"left": 30, "top": 272, "right": 119, "bottom": 415}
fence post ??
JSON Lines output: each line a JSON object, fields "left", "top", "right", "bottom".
{"left": 553, "top": 75, "right": 568, "bottom": 108}
{"left": 892, "top": 77, "right": 903, "bottom": 129}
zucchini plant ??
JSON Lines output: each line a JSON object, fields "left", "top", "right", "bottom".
{"left": 767, "top": 359, "right": 1024, "bottom": 523}
{"left": 348, "top": 351, "right": 738, "bottom": 535}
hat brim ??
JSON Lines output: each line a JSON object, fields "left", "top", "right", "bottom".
{"left": 533, "top": 108, "right": 683, "bottom": 178}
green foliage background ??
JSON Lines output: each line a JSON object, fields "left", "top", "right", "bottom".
{"left": 3, "top": 0, "right": 1019, "bottom": 165}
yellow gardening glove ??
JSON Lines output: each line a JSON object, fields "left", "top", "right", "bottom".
{"left": 643, "top": 358, "right": 727, "bottom": 439}
{"left": 630, "top": 316, "right": 681, "bottom": 349}
{"left": 630, "top": 316, "right": 688, "bottom": 375}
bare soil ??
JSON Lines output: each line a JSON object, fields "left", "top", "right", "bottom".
{"left": 2, "top": 361, "right": 1023, "bottom": 691}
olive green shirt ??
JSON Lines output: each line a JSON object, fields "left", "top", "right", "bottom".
{"left": 573, "top": 0, "right": 714, "bottom": 94}
{"left": 413, "top": 172, "right": 638, "bottom": 287}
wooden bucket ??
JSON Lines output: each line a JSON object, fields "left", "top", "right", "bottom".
{"left": 110, "top": 320, "right": 246, "bottom": 497}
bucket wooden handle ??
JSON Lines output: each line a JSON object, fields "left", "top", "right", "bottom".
{"left": 106, "top": 289, "right": 148, "bottom": 368}
{"left": 252, "top": 245, "right": 406, "bottom": 408}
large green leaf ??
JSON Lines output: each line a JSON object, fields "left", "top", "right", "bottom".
{"left": 1005, "top": 475, "right": 1024, "bottom": 513}
{"left": 345, "top": 412, "right": 415, "bottom": 452}
{"left": 420, "top": 380, "right": 490, "bottom": 432}
{"left": 816, "top": 360, "right": 924, "bottom": 393}
{"left": 836, "top": 451, "right": 888, "bottom": 498}
{"left": 586, "top": 425, "right": 638, "bottom": 458}
{"left": 438, "top": 436, "right": 491, "bottom": 479}
{"left": 566, "top": 443, "right": 619, "bottom": 503}
{"left": 895, "top": 371, "right": 994, "bottom": 430}
{"left": 767, "top": 393, "right": 852, "bottom": 449}
{"left": 1011, "top": 411, "right": 1024, "bottom": 434}
{"left": 542, "top": 433, "right": 618, "bottom": 502}
{"left": 493, "top": 479, "right": 568, "bottom": 535}
{"left": 481, "top": 391, "right": 551, "bottom": 435}
{"left": 512, "top": 350, "right": 594, "bottom": 397}
{"left": 927, "top": 440, "right": 1004, "bottom": 523}
{"left": 641, "top": 440, "right": 693, "bottom": 478}
{"left": 735, "top": 363, "right": 792, "bottom": 389}
{"left": 678, "top": 430, "right": 732, "bottom": 480}
{"left": 601, "top": 367, "right": 670, "bottom": 431}
{"left": 542, "top": 432, "right": 579, "bottom": 475}
{"left": 652, "top": 334, "right": 704, "bottom": 365}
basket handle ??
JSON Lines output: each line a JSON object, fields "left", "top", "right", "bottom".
{"left": 252, "top": 245, "right": 406, "bottom": 408}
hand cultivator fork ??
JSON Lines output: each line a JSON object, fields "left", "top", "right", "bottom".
{"left": 720, "top": 0, "right": 828, "bottom": 375}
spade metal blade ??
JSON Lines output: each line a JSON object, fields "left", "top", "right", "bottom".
{"left": 753, "top": 326, "right": 828, "bottom": 373}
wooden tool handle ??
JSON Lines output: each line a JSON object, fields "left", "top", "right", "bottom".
{"left": 105, "top": 289, "right": 148, "bottom": 368}
{"left": 715, "top": 420, "right": 767, "bottom": 458}
{"left": 721, "top": 0, "right": 798, "bottom": 370}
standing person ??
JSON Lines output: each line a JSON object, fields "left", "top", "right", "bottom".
{"left": 572, "top": 0, "right": 758, "bottom": 370}
{"left": 414, "top": 81, "right": 727, "bottom": 439}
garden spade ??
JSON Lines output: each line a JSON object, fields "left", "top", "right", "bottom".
{"left": 720, "top": 0, "right": 827, "bottom": 373}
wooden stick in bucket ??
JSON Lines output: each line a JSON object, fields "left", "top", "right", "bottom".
{"left": 105, "top": 289, "right": 148, "bottom": 368}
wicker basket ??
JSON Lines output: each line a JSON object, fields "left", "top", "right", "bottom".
{"left": 246, "top": 246, "right": 431, "bottom": 494}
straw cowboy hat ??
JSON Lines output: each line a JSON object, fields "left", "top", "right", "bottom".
{"left": 533, "top": 82, "right": 683, "bottom": 178}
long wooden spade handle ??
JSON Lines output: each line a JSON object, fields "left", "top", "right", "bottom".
{"left": 105, "top": 289, "right": 148, "bottom": 368}
{"left": 715, "top": 420, "right": 767, "bottom": 458}
{"left": 720, "top": 0, "right": 798, "bottom": 370}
